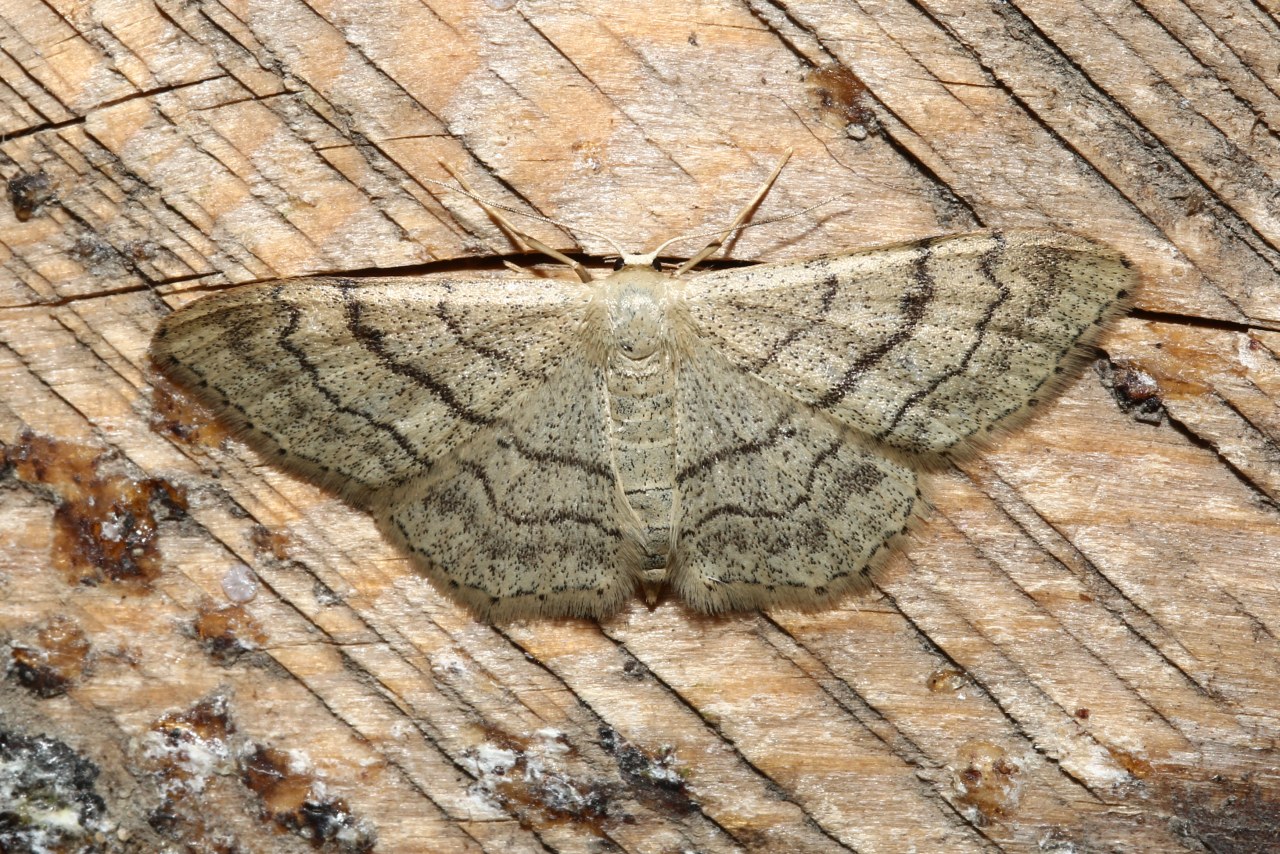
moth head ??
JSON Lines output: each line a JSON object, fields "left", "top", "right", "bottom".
{"left": 613, "top": 252, "right": 663, "bottom": 272}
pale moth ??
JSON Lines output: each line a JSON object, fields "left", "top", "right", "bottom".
{"left": 151, "top": 153, "right": 1134, "bottom": 621}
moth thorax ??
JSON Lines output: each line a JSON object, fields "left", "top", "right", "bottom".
{"left": 602, "top": 268, "right": 671, "bottom": 360}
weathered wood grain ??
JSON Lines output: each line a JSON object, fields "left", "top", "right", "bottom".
{"left": 2, "top": 1, "right": 1277, "bottom": 851}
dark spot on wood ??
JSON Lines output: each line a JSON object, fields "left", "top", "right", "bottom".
{"left": 8, "top": 617, "right": 90, "bottom": 698}
{"left": 953, "top": 741, "right": 1021, "bottom": 823}
{"left": 194, "top": 603, "right": 266, "bottom": 665}
{"left": 242, "top": 745, "right": 374, "bottom": 851}
{"left": 927, "top": 668, "right": 966, "bottom": 693}
{"left": 8, "top": 171, "right": 55, "bottom": 221}
{"left": 8, "top": 431, "right": 187, "bottom": 587}
{"left": 251, "top": 526, "right": 291, "bottom": 561}
{"left": 1097, "top": 358, "right": 1165, "bottom": 424}
{"left": 149, "top": 378, "right": 232, "bottom": 448}
{"left": 804, "top": 64, "right": 877, "bottom": 138}
{"left": 598, "top": 726, "right": 694, "bottom": 815}
{"left": 0, "top": 728, "right": 106, "bottom": 847}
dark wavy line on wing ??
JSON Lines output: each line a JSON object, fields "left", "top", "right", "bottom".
{"left": 433, "top": 282, "right": 541, "bottom": 382}
{"left": 439, "top": 458, "right": 623, "bottom": 535}
{"left": 338, "top": 281, "right": 495, "bottom": 426}
{"left": 751, "top": 271, "right": 841, "bottom": 371}
{"left": 276, "top": 289, "right": 427, "bottom": 464}
{"left": 675, "top": 416, "right": 791, "bottom": 485}
{"left": 499, "top": 433, "right": 614, "bottom": 481}
{"left": 682, "top": 440, "right": 848, "bottom": 531}
{"left": 875, "top": 233, "right": 1009, "bottom": 442}
{"left": 816, "top": 241, "right": 939, "bottom": 409}
{"left": 158, "top": 344, "right": 378, "bottom": 491}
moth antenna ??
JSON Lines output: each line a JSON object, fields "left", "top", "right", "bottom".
{"left": 425, "top": 166, "right": 629, "bottom": 282}
{"left": 434, "top": 164, "right": 534, "bottom": 254}
{"left": 652, "top": 195, "right": 852, "bottom": 263}
{"left": 668, "top": 150, "right": 792, "bottom": 276}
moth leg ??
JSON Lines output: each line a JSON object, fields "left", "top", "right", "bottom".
{"left": 502, "top": 260, "right": 536, "bottom": 276}
{"left": 440, "top": 163, "right": 595, "bottom": 283}
{"left": 674, "top": 149, "right": 792, "bottom": 275}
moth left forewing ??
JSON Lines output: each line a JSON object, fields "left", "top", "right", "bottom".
{"left": 680, "top": 229, "right": 1135, "bottom": 457}
{"left": 155, "top": 271, "right": 655, "bottom": 621}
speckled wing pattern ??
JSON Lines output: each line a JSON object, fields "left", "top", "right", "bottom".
{"left": 671, "top": 230, "right": 1131, "bottom": 612}
{"left": 668, "top": 340, "right": 919, "bottom": 613}
{"left": 686, "top": 231, "right": 1130, "bottom": 454}
{"left": 152, "top": 230, "right": 1132, "bottom": 620}
{"left": 152, "top": 275, "right": 650, "bottom": 620}
{"left": 154, "top": 275, "right": 594, "bottom": 486}
{"left": 382, "top": 349, "right": 647, "bottom": 620}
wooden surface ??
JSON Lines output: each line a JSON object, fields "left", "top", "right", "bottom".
{"left": 2, "top": 1, "right": 1278, "bottom": 851}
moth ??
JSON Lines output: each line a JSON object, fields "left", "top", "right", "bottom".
{"left": 151, "top": 154, "right": 1134, "bottom": 621}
